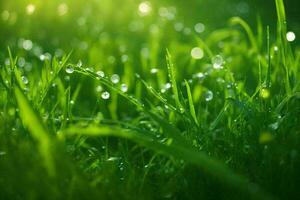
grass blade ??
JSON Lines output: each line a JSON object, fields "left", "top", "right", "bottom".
{"left": 14, "top": 86, "right": 55, "bottom": 176}
{"left": 166, "top": 50, "right": 184, "bottom": 113}
{"left": 184, "top": 80, "right": 199, "bottom": 126}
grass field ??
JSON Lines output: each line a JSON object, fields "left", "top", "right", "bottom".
{"left": 0, "top": 0, "right": 300, "bottom": 199}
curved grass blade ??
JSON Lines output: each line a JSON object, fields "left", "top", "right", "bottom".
{"left": 184, "top": 80, "right": 199, "bottom": 126}
{"left": 14, "top": 86, "right": 55, "bottom": 176}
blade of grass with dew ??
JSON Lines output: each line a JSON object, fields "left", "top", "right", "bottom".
{"left": 74, "top": 67, "right": 144, "bottom": 110}
{"left": 37, "top": 53, "right": 71, "bottom": 108}
{"left": 184, "top": 80, "right": 199, "bottom": 126}
{"left": 266, "top": 26, "right": 271, "bottom": 88}
{"left": 62, "top": 125, "right": 274, "bottom": 200}
{"left": 14, "top": 86, "right": 55, "bottom": 176}
{"left": 166, "top": 50, "right": 184, "bottom": 113}
{"left": 275, "top": 0, "right": 292, "bottom": 95}
{"left": 136, "top": 74, "right": 177, "bottom": 112}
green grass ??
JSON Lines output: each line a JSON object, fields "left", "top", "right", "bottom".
{"left": 0, "top": 0, "right": 300, "bottom": 199}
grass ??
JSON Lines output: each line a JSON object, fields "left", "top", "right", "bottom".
{"left": 0, "top": 0, "right": 300, "bottom": 199}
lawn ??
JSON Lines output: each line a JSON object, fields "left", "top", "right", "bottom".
{"left": 0, "top": 0, "right": 299, "bottom": 199}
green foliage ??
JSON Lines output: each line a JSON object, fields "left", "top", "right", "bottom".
{"left": 0, "top": 0, "right": 300, "bottom": 200}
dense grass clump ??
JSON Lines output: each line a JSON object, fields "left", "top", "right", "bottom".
{"left": 0, "top": 0, "right": 300, "bottom": 199}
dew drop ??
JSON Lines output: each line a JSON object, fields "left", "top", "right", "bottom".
{"left": 121, "top": 84, "right": 128, "bottom": 92}
{"left": 21, "top": 76, "right": 29, "bottom": 85}
{"left": 107, "top": 157, "right": 120, "bottom": 162}
{"left": 77, "top": 60, "right": 82, "bottom": 67}
{"left": 165, "top": 82, "right": 171, "bottom": 89}
{"left": 96, "top": 70, "right": 105, "bottom": 78}
{"left": 212, "top": 55, "right": 224, "bottom": 69}
{"left": 65, "top": 66, "right": 74, "bottom": 74}
{"left": 269, "top": 122, "right": 279, "bottom": 130}
{"left": 204, "top": 90, "right": 213, "bottom": 101}
{"left": 150, "top": 68, "right": 159, "bottom": 74}
{"left": 192, "top": 72, "right": 205, "bottom": 80}
{"left": 111, "top": 74, "right": 120, "bottom": 84}
{"left": 101, "top": 91, "right": 110, "bottom": 100}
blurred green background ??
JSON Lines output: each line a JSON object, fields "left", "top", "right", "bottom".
{"left": 1, "top": 0, "right": 299, "bottom": 54}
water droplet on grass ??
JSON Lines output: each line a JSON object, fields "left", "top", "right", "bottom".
{"left": 96, "top": 70, "right": 105, "bottom": 77}
{"left": 111, "top": 74, "right": 120, "bottom": 84}
{"left": 65, "top": 66, "right": 74, "bottom": 74}
{"left": 21, "top": 76, "right": 29, "bottom": 84}
{"left": 101, "top": 91, "right": 110, "bottom": 100}
{"left": 150, "top": 68, "right": 159, "bottom": 74}
{"left": 18, "top": 57, "right": 26, "bottom": 67}
{"left": 192, "top": 72, "right": 205, "bottom": 80}
{"left": 269, "top": 122, "right": 279, "bottom": 130}
{"left": 121, "top": 84, "right": 128, "bottom": 92}
{"left": 204, "top": 90, "right": 213, "bottom": 101}
{"left": 77, "top": 60, "right": 82, "bottom": 67}
{"left": 107, "top": 157, "right": 120, "bottom": 162}
{"left": 212, "top": 55, "right": 224, "bottom": 69}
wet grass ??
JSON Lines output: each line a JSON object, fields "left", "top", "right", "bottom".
{"left": 0, "top": 0, "right": 300, "bottom": 199}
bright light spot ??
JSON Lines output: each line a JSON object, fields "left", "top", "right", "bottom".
{"left": 58, "top": 3, "right": 68, "bottom": 16}
{"left": 194, "top": 23, "right": 205, "bottom": 33}
{"left": 191, "top": 47, "right": 204, "bottom": 60}
{"left": 286, "top": 31, "right": 296, "bottom": 42}
{"left": 138, "top": 1, "right": 152, "bottom": 16}
{"left": 22, "top": 40, "right": 33, "bottom": 51}
{"left": 26, "top": 4, "right": 36, "bottom": 15}
{"left": 150, "top": 68, "right": 159, "bottom": 74}
{"left": 260, "top": 88, "right": 270, "bottom": 99}
{"left": 101, "top": 91, "right": 110, "bottom": 100}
